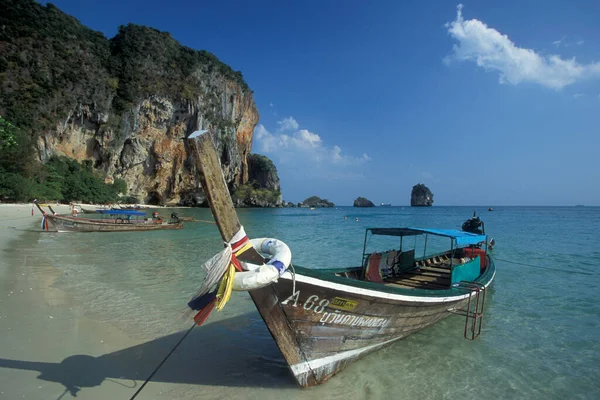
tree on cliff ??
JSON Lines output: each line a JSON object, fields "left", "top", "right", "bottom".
{"left": 411, "top": 184, "right": 434, "bottom": 206}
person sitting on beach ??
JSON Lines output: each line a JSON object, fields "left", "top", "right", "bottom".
{"left": 152, "top": 211, "right": 162, "bottom": 223}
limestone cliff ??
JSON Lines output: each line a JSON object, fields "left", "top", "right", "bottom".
{"left": 411, "top": 184, "right": 434, "bottom": 207}
{"left": 36, "top": 92, "right": 259, "bottom": 205}
{"left": 0, "top": 0, "right": 267, "bottom": 206}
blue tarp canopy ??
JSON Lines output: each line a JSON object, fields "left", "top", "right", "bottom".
{"left": 367, "top": 227, "right": 486, "bottom": 246}
{"left": 96, "top": 209, "right": 146, "bottom": 216}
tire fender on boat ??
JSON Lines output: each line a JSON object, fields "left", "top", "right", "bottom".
{"left": 233, "top": 238, "right": 291, "bottom": 291}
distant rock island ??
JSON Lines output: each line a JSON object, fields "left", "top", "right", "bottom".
{"left": 298, "top": 196, "right": 334, "bottom": 208}
{"left": 411, "top": 184, "right": 434, "bottom": 206}
{"left": 353, "top": 197, "right": 375, "bottom": 207}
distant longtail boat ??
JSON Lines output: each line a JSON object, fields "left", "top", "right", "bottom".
{"left": 34, "top": 202, "right": 183, "bottom": 232}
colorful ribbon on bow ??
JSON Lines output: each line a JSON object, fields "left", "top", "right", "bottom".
{"left": 187, "top": 226, "right": 254, "bottom": 326}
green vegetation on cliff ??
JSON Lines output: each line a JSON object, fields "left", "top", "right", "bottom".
{"left": 109, "top": 24, "right": 248, "bottom": 113}
{"left": 0, "top": 0, "right": 111, "bottom": 132}
{"left": 232, "top": 184, "right": 281, "bottom": 207}
{"left": 0, "top": 0, "right": 250, "bottom": 134}
{"left": 0, "top": 116, "right": 126, "bottom": 203}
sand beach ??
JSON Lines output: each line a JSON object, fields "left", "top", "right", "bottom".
{"left": 0, "top": 204, "right": 165, "bottom": 399}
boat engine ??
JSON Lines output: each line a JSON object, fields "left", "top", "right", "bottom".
{"left": 462, "top": 211, "right": 485, "bottom": 234}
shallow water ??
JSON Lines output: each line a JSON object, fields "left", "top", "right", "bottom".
{"left": 5, "top": 206, "right": 600, "bottom": 399}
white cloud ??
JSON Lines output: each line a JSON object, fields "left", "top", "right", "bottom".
{"left": 573, "top": 93, "right": 585, "bottom": 99}
{"left": 445, "top": 4, "right": 600, "bottom": 89}
{"left": 553, "top": 37, "right": 584, "bottom": 48}
{"left": 552, "top": 37, "right": 565, "bottom": 48}
{"left": 276, "top": 116, "right": 299, "bottom": 132}
{"left": 269, "top": 102, "right": 274, "bottom": 108}
{"left": 253, "top": 118, "right": 369, "bottom": 176}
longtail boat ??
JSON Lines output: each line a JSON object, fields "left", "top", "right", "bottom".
{"left": 186, "top": 131, "right": 496, "bottom": 387}
{"left": 77, "top": 205, "right": 106, "bottom": 214}
{"left": 34, "top": 203, "right": 183, "bottom": 232}
{"left": 78, "top": 206, "right": 96, "bottom": 214}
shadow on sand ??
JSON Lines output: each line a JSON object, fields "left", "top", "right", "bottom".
{"left": 0, "top": 313, "right": 296, "bottom": 398}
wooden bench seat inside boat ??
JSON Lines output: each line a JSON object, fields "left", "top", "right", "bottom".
{"left": 362, "top": 249, "right": 458, "bottom": 290}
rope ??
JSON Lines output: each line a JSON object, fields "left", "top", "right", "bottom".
{"left": 492, "top": 257, "right": 593, "bottom": 276}
{"left": 194, "top": 219, "right": 216, "bottom": 224}
{"left": 288, "top": 262, "right": 297, "bottom": 297}
{"left": 129, "top": 323, "right": 196, "bottom": 400}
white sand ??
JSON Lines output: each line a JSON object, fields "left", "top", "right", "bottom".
{"left": 0, "top": 204, "right": 165, "bottom": 399}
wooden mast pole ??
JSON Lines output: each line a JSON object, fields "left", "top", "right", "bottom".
{"left": 187, "top": 130, "right": 319, "bottom": 387}
{"left": 187, "top": 130, "right": 264, "bottom": 264}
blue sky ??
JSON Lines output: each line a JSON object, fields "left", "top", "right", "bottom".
{"left": 46, "top": 0, "right": 600, "bottom": 206}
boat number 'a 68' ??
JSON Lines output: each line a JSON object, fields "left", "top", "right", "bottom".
{"left": 281, "top": 291, "right": 330, "bottom": 313}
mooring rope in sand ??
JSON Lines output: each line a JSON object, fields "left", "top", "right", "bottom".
{"left": 129, "top": 323, "right": 197, "bottom": 400}
{"left": 492, "top": 257, "right": 593, "bottom": 276}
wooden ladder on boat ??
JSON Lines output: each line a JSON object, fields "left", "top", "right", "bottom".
{"left": 449, "top": 282, "right": 487, "bottom": 340}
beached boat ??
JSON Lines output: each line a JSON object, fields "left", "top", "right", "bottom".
{"left": 185, "top": 131, "right": 496, "bottom": 388}
{"left": 78, "top": 205, "right": 99, "bottom": 214}
{"left": 34, "top": 203, "right": 183, "bottom": 232}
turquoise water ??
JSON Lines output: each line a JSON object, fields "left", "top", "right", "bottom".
{"left": 11, "top": 207, "right": 600, "bottom": 398}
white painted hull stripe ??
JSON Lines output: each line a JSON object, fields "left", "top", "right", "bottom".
{"left": 280, "top": 269, "right": 495, "bottom": 303}
{"left": 290, "top": 336, "right": 403, "bottom": 376}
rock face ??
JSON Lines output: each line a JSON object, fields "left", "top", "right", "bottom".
{"left": 247, "top": 154, "right": 280, "bottom": 192}
{"left": 411, "top": 184, "right": 434, "bottom": 207}
{"left": 232, "top": 154, "right": 283, "bottom": 207}
{"left": 353, "top": 197, "right": 375, "bottom": 207}
{"left": 298, "top": 196, "right": 334, "bottom": 208}
{"left": 0, "top": 0, "right": 277, "bottom": 206}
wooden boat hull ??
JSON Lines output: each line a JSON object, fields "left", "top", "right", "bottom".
{"left": 45, "top": 215, "right": 183, "bottom": 232}
{"left": 249, "top": 260, "right": 496, "bottom": 387}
